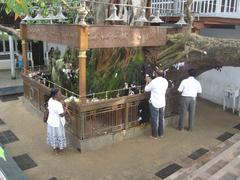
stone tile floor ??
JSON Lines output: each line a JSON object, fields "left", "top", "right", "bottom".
{"left": 0, "top": 70, "right": 22, "bottom": 89}
{"left": 0, "top": 70, "right": 23, "bottom": 96}
{"left": 166, "top": 134, "right": 240, "bottom": 179}
{"left": 0, "top": 97, "right": 240, "bottom": 180}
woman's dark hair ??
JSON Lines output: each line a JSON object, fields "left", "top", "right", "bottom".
{"left": 50, "top": 88, "right": 59, "bottom": 98}
{"left": 154, "top": 65, "right": 164, "bottom": 77}
{"left": 188, "top": 69, "right": 197, "bottom": 77}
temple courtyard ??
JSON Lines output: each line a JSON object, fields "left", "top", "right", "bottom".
{"left": 0, "top": 95, "right": 239, "bottom": 180}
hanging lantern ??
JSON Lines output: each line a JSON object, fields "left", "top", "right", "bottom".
{"left": 33, "top": 12, "right": 45, "bottom": 21}
{"left": 105, "top": 4, "right": 123, "bottom": 21}
{"left": 175, "top": 0, "right": 187, "bottom": 26}
{"left": 77, "top": 2, "right": 89, "bottom": 26}
{"left": 56, "top": 6, "right": 67, "bottom": 22}
{"left": 175, "top": 15, "right": 187, "bottom": 25}
{"left": 22, "top": 15, "right": 33, "bottom": 21}
{"left": 135, "top": 8, "right": 148, "bottom": 23}
{"left": 46, "top": 6, "right": 58, "bottom": 24}
{"left": 151, "top": 9, "right": 164, "bottom": 24}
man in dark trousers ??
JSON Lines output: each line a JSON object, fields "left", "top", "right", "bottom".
{"left": 178, "top": 69, "right": 202, "bottom": 131}
{"left": 145, "top": 67, "right": 168, "bottom": 139}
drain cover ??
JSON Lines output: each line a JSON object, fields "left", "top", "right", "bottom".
{"left": 233, "top": 124, "right": 240, "bottom": 130}
{"left": 0, "top": 130, "right": 19, "bottom": 145}
{"left": 217, "top": 132, "right": 234, "bottom": 142}
{"left": 13, "top": 154, "right": 37, "bottom": 171}
{"left": 188, "top": 148, "right": 209, "bottom": 160}
{"left": 155, "top": 163, "right": 182, "bottom": 179}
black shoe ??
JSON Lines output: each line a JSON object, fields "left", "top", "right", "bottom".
{"left": 178, "top": 128, "right": 184, "bottom": 131}
{"left": 150, "top": 136, "right": 158, "bottom": 140}
{"left": 184, "top": 127, "right": 193, "bottom": 131}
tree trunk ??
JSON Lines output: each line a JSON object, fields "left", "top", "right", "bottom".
{"left": 0, "top": 24, "right": 20, "bottom": 39}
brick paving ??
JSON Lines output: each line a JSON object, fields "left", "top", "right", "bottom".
{"left": 166, "top": 134, "right": 240, "bottom": 180}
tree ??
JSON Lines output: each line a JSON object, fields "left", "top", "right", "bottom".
{"left": 153, "top": 0, "right": 240, "bottom": 75}
{"left": 1, "top": 0, "right": 240, "bottom": 92}
{"left": 0, "top": 24, "right": 20, "bottom": 38}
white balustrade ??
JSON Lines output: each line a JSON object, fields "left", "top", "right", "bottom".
{"left": 151, "top": 0, "right": 240, "bottom": 18}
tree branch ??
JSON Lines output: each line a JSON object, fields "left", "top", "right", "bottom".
{"left": 0, "top": 24, "right": 21, "bottom": 39}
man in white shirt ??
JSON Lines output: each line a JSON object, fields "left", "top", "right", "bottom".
{"left": 145, "top": 67, "right": 168, "bottom": 139}
{"left": 178, "top": 69, "right": 202, "bottom": 131}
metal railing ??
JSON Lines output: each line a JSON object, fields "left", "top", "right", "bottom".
{"left": 23, "top": 67, "right": 180, "bottom": 140}
{"left": 22, "top": 72, "right": 150, "bottom": 139}
{"left": 27, "top": 66, "right": 145, "bottom": 101}
{"left": 151, "top": 0, "right": 240, "bottom": 18}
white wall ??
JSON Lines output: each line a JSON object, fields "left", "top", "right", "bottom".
{"left": 197, "top": 66, "right": 240, "bottom": 107}
{"left": 0, "top": 60, "right": 11, "bottom": 70}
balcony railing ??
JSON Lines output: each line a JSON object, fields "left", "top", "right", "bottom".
{"left": 151, "top": 0, "right": 240, "bottom": 18}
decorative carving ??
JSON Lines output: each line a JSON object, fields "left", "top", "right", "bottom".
{"left": 26, "top": 25, "right": 79, "bottom": 48}
{"left": 88, "top": 26, "right": 167, "bottom": 48}
{"left": 24, "top": 24, "right": 167, "bottom": 49}
{"left": 78, "top": 51, "right": 87, "bottom": 58}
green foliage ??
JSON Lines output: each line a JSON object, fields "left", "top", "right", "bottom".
{"left": 50, "top": 47, "right": 79, "bottom": 95}
{"left": 4, "top": 0, "right": 30, "bottom": 15}
{"left": 2, "top": 0, "right": 83, "bottom": 24}
{"left": 87, "top": 47, "right": 145, "bottom": 96}
{"left": 0, "top": 32, "right": 9, "bottom": 40}
{"left": 63, "top": 47, "right": 78, "bottom": 69}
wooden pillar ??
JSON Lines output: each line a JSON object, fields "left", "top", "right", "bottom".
{"left": 78, "top": 27, "right": 89, "bottom": 98}
{"left": 125, "top": 102, "right": 129, "bottom": 129}
{"left": 78, "top": 51, "right": 87, "bottom": 97}
{"left": 22, "top": 40, "right": 28, "bottom": 74}
{"left": 20, "top": 24, "right": 29, "bottom": 75}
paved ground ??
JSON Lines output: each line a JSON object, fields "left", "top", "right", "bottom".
{"left": 0, "top": 70, "right": 23, "bottom": 96}
{"left": 165, "top": 133, "right": 240, "bottom": 180}
{"left": 0, "top": 96, "right": 240, "bottom": 180}
{"left": 0, "top": 70, "right": 22, "bottom": 89}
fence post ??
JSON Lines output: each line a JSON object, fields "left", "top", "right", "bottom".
{"left": 125, "top": 102, "right": 129, "bottom": 129}
{"left": 79, "top": 112, "right": 85, "bottom": 140}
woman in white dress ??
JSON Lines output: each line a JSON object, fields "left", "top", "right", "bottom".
{"left": 46, "top": 88, "right": 67, "bottom": 154}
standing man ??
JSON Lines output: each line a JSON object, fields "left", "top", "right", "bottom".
{"left": 178, "top": 69, "right": 202, "bottom": 131}
{"left": 145, "top": 67, "right": 168, "bottom": 139}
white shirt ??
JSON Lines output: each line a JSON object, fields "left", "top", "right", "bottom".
{"left": 145, "top": 77, "right": 168, "bottom": 108}
{"left": 47, "top": 98, "right": 66, "bottom": 127}
{"left": 178, "top": 77, "right": 202, "bottom": 97}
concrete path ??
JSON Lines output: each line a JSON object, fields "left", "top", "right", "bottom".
{"left": 0, "top": 97, "right": 240, "bottom": 180}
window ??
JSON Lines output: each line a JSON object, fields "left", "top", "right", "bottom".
{"left": 0, "top": 36, "right": 18, "bottom": 54}
{"left": 5, "top": 40, "right": 9, "bottom": 52}
{"left": 0, "top": 41, "right": 3, "bottom": 52}
{"left": 213, "top": 0, "right": 217, "bottom": 12}
{"left": 221, "top": 0, "right": 225, "bottom": 12}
